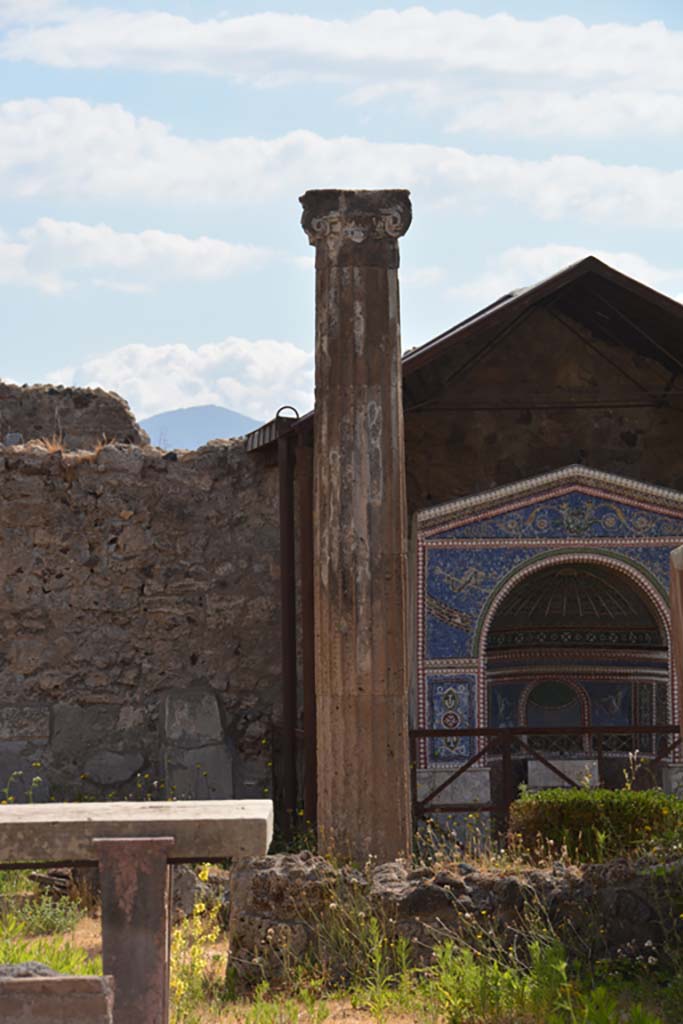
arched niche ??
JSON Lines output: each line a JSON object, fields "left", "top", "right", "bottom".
{"left": 415, "top": 467, "right": 683, "bottom": 769}
{"left": 484, "top": 558, "right": 668, "bottom": 759}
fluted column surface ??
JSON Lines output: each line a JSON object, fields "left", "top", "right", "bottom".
{"left": 300, "top": 189, "right": 412, "bottom": 862}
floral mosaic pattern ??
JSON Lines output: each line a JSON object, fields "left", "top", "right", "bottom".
{"left": 435, "top": 492, "right": 683, "bottom": 541}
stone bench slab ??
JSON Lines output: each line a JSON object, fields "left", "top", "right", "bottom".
{"left": 0, "top": 800, "right": 273, "bottom": 865}
{"left": 0, "top": 976, "right": 114, "bottom": 1024}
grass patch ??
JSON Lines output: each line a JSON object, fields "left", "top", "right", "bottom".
{"left": 0, "top": 914, "right": 101, "bottom": 975}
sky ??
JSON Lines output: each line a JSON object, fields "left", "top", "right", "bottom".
{"left": 3, "top": 1, "right": 683, "bottom": 423}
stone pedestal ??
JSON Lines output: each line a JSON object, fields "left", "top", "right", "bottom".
{"left": 527, "top": 759, "right": 598, "bottom": 791}
{"left": 95, "top": 837, "right": 174, "bottom": 1024}
{"left": 417, "top": 767, "right": 491, "bottom": 806}
{"left": 300, "top": 189, "right": 412, "bottom": 862}
{"left": 663, "top": 763, "right": 683, "bottom": 797}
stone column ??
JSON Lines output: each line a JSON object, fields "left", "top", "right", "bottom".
{"left": 664, "top": 546, "right": 683, "bottom": 795}
{"left": 300, "top": 189, "right": 412, "bottom": 862}
{"left": 672, "top": 547, "right": 683, "bottom": 672}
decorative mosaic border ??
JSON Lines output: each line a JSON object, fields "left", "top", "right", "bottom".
{"left": 417, "top": 467, "right": 683, "bottom": 531}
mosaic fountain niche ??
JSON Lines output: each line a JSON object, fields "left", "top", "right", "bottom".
{"left": 414, "top": 467, "right": 683, "bottom": 822}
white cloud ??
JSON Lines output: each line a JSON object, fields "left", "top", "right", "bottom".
{"left": 0, "top": 227, "right": 62, "bottom": 292}
{"left": 0, "top": 0, "right": 71, "bottom": 28}
{"left": 1, "top": 7, "right": 681, "bottom": 84}
{"left": 401, "top": 266, "right": 445, "bottom": 288}
{"left": 453, "top": 245, "right": 683, "bottom": 307}
{"left": 3, "top": 98, "right": 683, "bottom": 226}
{"left": 3, "top": 7, "right": 683, "bottom": 138}
{"left": 51, "top": 338, "right": 314, "bottom": 421}
{"left": 0, "top": 217, "right": 274, "bottom": 293}
{"left": 445, "top": 88, "right": 683, "bottom": 139}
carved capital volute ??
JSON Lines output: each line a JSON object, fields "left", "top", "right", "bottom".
{"left": 300, "top": 189, "right": 412, "bottom": 267}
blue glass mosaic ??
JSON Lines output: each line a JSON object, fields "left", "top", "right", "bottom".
{"left": 421, "top": 481, "right": 682, "bottom": 765}
{"left": 584, "top": 681, "right": 632, "bottom": 727}
{"left": 490, "top": 683, "right": 525, "bottom": 728}
{"left": 436, "top": 491, "right": 683, "bottom": 541}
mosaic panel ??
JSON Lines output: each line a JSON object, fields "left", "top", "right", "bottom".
{"left": 426, "top": 674, "right": 475, "bottom": 764}
{"left": 584, "top": 681, "right": 632, "bottom": 727}
{"left": 425, "top": 542, "right": 671, "bottom": 662}
{"left": 490, "top": 683, "right": 524, "bottom": 728}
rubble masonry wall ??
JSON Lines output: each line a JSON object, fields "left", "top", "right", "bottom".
{"left": 0, "top": 439, "right": 280, "bottom": 802}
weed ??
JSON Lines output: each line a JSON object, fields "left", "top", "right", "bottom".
{"left": 170, "top": 899, "right": 222, "bottom": 1024}
{"left": 38, "top": 434, "right": 64, "bottom": 453}
{"left": 0, "top": 869, "right": 34, "bottom": 898}
{"left": 13, "top": 891, "right": 85, "bottom": 936}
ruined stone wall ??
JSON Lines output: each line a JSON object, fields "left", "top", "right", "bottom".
{"left": 0, "top": 381, "right": 148, "bottom": 449}
{"left": 404, "top": 307, "right": 683, "bottom": 514}
{"left": 0, "top": 439, "right": 279, "bottom": 801}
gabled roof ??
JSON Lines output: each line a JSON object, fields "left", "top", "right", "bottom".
{"left": 246, "top": 256, "right": 683, "bottom": 451}
{"left": 403, "top": 255, "right": 683, "bottom": 377}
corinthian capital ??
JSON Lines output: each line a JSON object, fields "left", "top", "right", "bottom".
{"left": 300, "top": 189, "right": 412, "bottom": 266}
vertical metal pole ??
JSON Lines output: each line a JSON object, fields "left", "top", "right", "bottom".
{"left": 409, "top": 732, "right": 418, "bottom": 823}
{"left": 596, "top": 733, "right": 604, "bottom": 787}
{"left": 279, "top": 431, "right": 298, "bottom": 836}
{"left": 500, "top": 732, "right": 515, "bottom": 835}
{"left": 298, "top": 436, "right": 317, "bottom": 826}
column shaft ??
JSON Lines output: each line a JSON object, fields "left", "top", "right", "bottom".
{"left": 671, "top": 547, "right": 683, "bottom": 742}
{"left": 300, "top": 189, "right": 412, "bottom": 862}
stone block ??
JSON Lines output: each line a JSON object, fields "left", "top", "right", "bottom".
{"left": 662, "top": 763, "right": 683, "bottom": 797}
{"left": 51, "top": 705, "right": 120, "bottom": 760}
{"left": 164, "top": 743, "right": 233, "bottom": 799}
{"left": 162, "top": 690, "right": 225, "bottom": 747}
{"left": 0, "top": 975, "right": 115, "bottom": 1023}
{"left": 417, "top": 767, "right": 491, "bottom": 806}
{"left": 0, "top": 706, "right": 49, "bottom": 742}
{"left": 84, "top": 750, "right": 144, "bottom": 785}
{"left": 51, "top": 704, "right": 148, "bottom": 772}
{"left": 527, "top": 759, "right": 598, "bottom": 790}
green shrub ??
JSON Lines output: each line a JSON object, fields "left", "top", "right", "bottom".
{"left": 509, "top": 787, "right": 683, "bottom": 862}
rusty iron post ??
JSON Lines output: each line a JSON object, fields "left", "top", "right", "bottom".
{"left": 297, "top": 436, "right": 317, "bottom": 826}
{"left": 278, "top": 429, "right": 298, "bottom": 835}
{"left": 497, "top": 732, "right": 515, "bottom": 835}
{"left": 94, "top": 837, "right": 175, "bottom": 1024}
{"left": 300, "top": 188, "right": 413, "bottom": 862}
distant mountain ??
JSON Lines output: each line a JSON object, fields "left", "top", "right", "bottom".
{"left": 139, "top": 404, "right": 260, "bottom": 450}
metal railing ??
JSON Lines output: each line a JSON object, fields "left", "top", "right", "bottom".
{"left": 410, "top": 724, "right": 681, "bottom": 830}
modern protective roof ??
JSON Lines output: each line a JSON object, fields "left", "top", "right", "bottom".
{"left": 246, "top": 255, "right": 683, "bottom": 451}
